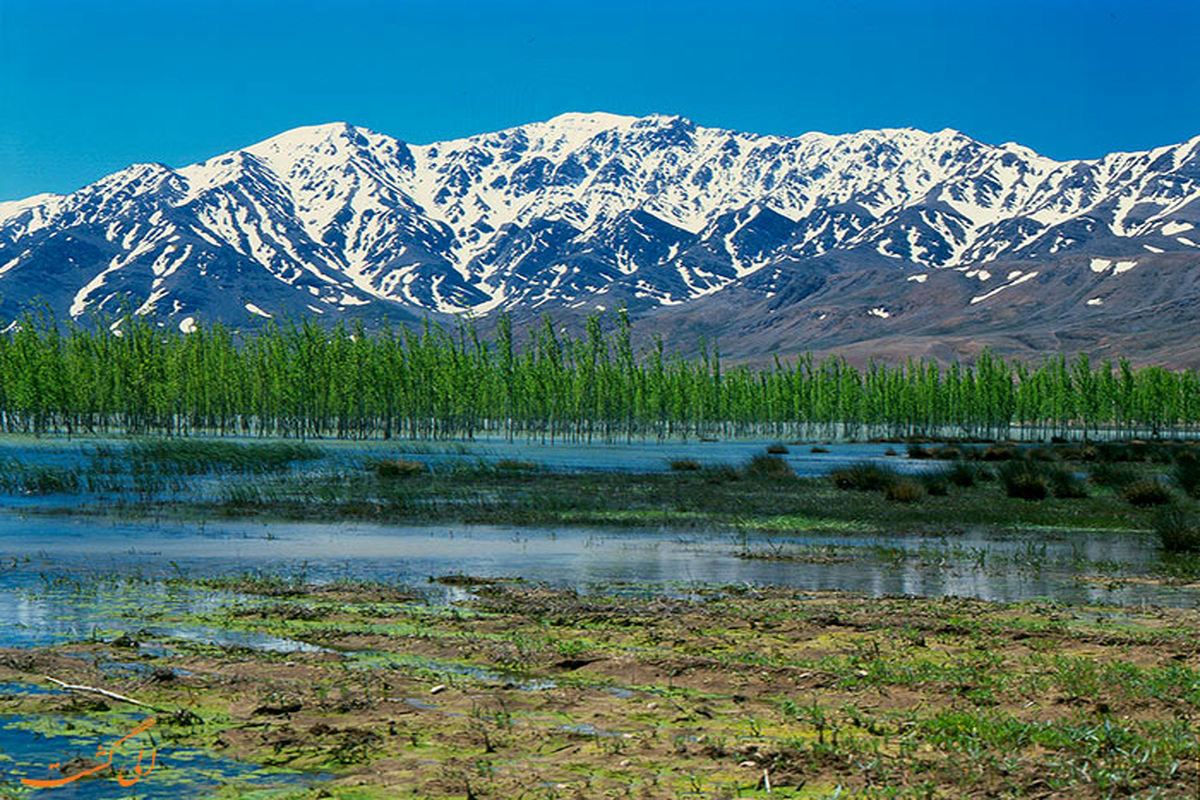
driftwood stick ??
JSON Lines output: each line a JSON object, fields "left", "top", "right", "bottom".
{"left": 44, "top": 676, "right": 162, "bottom": 711}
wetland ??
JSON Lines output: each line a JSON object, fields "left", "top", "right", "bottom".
{"left": 0, "top": 435, "right": 1199, "bottom": 798}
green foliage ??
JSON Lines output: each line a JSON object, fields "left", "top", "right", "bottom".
{"left": 0, "top": 312, "right": 1197, "bottom": 442}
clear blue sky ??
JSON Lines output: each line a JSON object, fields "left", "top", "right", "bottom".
{"left": 1, "top": 0, "right": 1197, "bottom": 200}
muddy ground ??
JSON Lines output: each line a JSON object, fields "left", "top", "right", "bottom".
{"left": 3, "top": 580, "right": 1200, "bottom": 798}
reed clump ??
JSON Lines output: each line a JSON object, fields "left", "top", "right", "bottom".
{"left": 1122, "top": 479, "right": 1173, "bottom": 507}
{"left": 1155, "top": 507, "right": 1200, "bottom": 552}
{"left": 831, "top": 462, "right": 898, "bottom": 491}
{"left": 370, "top": 459, "right": 427, "bottom": 478}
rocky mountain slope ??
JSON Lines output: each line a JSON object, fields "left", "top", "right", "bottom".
{"left": 1, "top": 113, "right": 1198, "bottom": 362}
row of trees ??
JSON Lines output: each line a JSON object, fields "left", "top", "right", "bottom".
{"left": 0, "top": 311, "right": 1197, "bottom": 441}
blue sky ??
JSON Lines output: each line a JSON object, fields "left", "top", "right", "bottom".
{"left": 1, "top": 0, "right": 1198, "bottom": 200}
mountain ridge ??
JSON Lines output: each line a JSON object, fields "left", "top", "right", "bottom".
{"left": 1, "top": 113, "right": 1199, "bottom": 363}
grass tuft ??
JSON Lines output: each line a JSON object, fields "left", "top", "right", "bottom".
{"left": 744, "top": 454, "right": 794, "bottom": 480}
{"left": 370, "top": 458, "right": 427, "bottom": 478}
{"left": 830, "top": 462, "right": 897, "bottom": 491}
{"left": 1175, "top": 452, "right": 1200, "bottom": 498}
{"left": 885, "top": 478, "right": 925, "bottom": 503}
{"left": 1121, "top": 479, "right": 1172, "bottom": 507}
{"left": 1155, "top": 506, "right": 1200, "bottom": 552}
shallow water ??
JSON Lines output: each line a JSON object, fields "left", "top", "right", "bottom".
{"left": 2, "top": 510, "right": 1198, "bottom": 794}
{"left": 0, "top": 433, "right": 934, "bottom": 480}
{"left": 0, "top": 706, "right": 316, "bottom": 798}
{"left": 0, "top": 515, "right": 1197, "bottom": 656}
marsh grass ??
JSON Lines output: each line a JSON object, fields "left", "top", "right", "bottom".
{"left": 885, "top": 479, "right": 925, "bottom": 503}
{"left": 125, "top": 439, "right": 323, "bottom": 474}
{"left": 830, "top": 462, "right": 897, "bottom": 491}
{"left": 1175, "top": 452, "right": 1200, "bottom": 497}
{"left": 945, "top": 462, "right": 982, "bottom": 487}
{"left": 369, "top": 458, "right": 427, "bottom": 478}
{"left": 0, "top": 461, "right": 81, "bottom": 494}
{"left": 494, "top": 459, "right": 539, "bottom": 471}
{"left": 1154, "top": 507, "right": 1200, "bottom": 553}
{"left": 1089, "top": 462, "right": 1139, "bottom": 490}
{"left": 906, "top": 444, "right": 933, "bottom": 459}
{"left": 1122, "top": 479, "right": 1173, "bottom": 507}
{"left": 998, "top": 461, "right": 1087, "bottom": 501}
{"left": 744, "top": 454, "right": 795, "bottom": 479}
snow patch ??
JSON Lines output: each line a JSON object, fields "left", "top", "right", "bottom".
{"left": 906, "top": 274, "right": 928, "bottom": 283}
{"left": 179, "top": 316, "right": 196, "bottom": 333}
{"left": 868, "top": 307, "right": 890, "bottom": 319}
{"left": 1162, "top": 221, "right": 1194, "bottom": 236}
{"left": 245, "top": 303, "right": 273, "bottom": 318}
{"left": 1086, "top": 298, "right": 1103, "bottom": 306}
{"left": 1089, "top": 258, "right": 1112, "bottom": 273}
{"left": 970, "top": 270, "right": 1039, "bottom": 305}
{"left": 1112, "top": 260, "right": 1137, "bottom": 275}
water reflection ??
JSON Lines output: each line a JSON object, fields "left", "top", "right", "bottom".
{"left": 0, "top": 516, "right": 1198, "bottom": 653}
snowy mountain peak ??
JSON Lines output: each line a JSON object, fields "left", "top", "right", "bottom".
{"left": 1, "top": 113, "right": 1198, "bottom": 332}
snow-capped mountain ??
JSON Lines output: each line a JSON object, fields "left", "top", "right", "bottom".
{"left": 1, "top": 112, "right": 1199, "bottom": 360}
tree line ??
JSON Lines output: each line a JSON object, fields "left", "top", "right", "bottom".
{"left": 0, "top": 311, "right": 1197, "bottom": 441}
